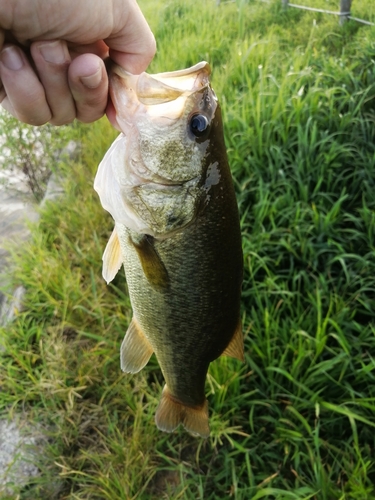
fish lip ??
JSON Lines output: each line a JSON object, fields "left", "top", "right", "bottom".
{"left": 148, "top": 61, "right": 210, "bottom": 79}
{"left": 108, "top": 61, "right": 212, "bottom": 123}
{"left": 110, "top": 60, "right": 210, "bottom": 90}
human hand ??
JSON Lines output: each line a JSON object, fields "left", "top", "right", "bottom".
{"left": 0, "top": 0, "right": 156, "bottom": 125}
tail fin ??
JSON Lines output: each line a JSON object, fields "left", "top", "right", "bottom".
{"left": 155, "top": 385, "right": 210, "bottom": 438}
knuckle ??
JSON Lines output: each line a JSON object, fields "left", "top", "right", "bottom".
{"left": 75, "top": 95, "right": 106, "bottom": 123}
{"left": 18, "top": 114, "right": 50, "bottom": 126}
{"left": 77, "top": 109, "right": 105, "bottom": 124}
{"left": 49, "top": 111, "right": 76, "bottom": 126}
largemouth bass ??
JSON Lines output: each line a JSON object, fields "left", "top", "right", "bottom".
{"left": 94, "top": 62, "right": 243, "bottom": 438}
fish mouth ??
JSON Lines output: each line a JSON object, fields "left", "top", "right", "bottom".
{"left": 108, "top": 61, "right": 212, "bottom": 123}
{"left": 110, "top": 61, "right": 211, "bottom": 103}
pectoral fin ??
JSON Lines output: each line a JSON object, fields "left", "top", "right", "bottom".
{"left": 121, "top": 317, "right": 154, "bottom": 373}
{"left": 102, "top": 227, "right": 122, "bottom": 284}
{"left": 155, "top": 385, "right": 210, "bottom": 438}
{"left": 130, "top": 234, "right": 169, "bottom": 291}
{"left": 221, "top": 319, "right": 244, "bottom": 362}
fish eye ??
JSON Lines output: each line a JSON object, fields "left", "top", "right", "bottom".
{"left": 189, "top": 114, "right": 209, "bottom": 138}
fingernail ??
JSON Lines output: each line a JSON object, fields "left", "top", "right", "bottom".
{"left": 80, "top": 68, "right": 102, "bottom": 89}
{"left": 1, "top": 46, "right": 23, "bottom": 71}
{"left": 39, "top": 41, "right": 67, "bottom": 64}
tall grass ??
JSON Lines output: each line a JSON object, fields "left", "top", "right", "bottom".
{"left": 0, "top": 0, "right": 374, "bottom": 498}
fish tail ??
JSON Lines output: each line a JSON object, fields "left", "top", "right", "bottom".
{"left": 155, "top": 385, "right": 210, "bottom": 438}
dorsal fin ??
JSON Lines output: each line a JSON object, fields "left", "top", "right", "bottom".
{"left": 102, "top": 227, "right": 123, "bottom": 284}
{"left": 221, "top": 319, "right": 244, "bottom": 362}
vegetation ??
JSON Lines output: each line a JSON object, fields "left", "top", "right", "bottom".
{"left": 0, "top": 0, "right": 375, "bottom": 498}
{"left": 0, "top": 113, "right": 74, "bottom": 201}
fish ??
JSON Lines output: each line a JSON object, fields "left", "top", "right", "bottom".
{"left": 94, "top": 61, "right": 243, "bottom": 438}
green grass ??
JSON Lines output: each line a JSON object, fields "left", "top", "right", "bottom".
{"left": 1, "top": 0, "right": 375, "bottom": 498}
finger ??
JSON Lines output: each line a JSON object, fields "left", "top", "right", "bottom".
{"left": 0, "top": 29, "right": 4, "bottom": 101}
{"left": 68, "top": 53, "right": 108, "bottom": 123}
{"left": 0, "top": 44, "right": 52, "bottom": 125}
{"left": 0, "top": 79, "right": 4, "bottom": 102}
{"left": 30, "top": 40, "right": 76, "bottom": 125}
{"left": 107, "top": 0, "right": 156, "bottom": 74}
{"left": 69, "top": 40, "right": 109, "bottom": 60}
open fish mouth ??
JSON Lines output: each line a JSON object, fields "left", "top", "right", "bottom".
{"left": 108, "top": 61, "right": 213, "bottom": 142}
{"left": 109, "top": 61, "right": 211, "bottom": 109}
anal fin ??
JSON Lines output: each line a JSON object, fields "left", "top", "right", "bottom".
{"left": 155, "top": 385, "right": 210, "bottom": 438}
{"left": 102, "top": 227, "right": 122, "bottom": 284}
{"left": 121, "top": 317, "right": 153, "bottom": 373}
{"left": 221, "top": 319, "right": 244, "bottom": 362}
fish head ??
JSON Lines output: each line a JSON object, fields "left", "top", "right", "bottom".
{"left": 94, "top": 61, "right": 220, "bottom": 237}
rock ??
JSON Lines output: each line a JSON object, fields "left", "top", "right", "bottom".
{"left": 0, "top": 170, "right": 38, "bottom": 310}
{"left": 0, "top": 285, "right": 25, "bottom": 328}
{"left": 0, "top": 419, "right": 44, "bottom": 496}
{"left": 0, "top": 141, "right": 78, "bottom": 320}
{"left": 40, "top": 173, "right": 65, "bottom": 207}
{"left": 41, "top": 140, "right": 79, "bottom": 208}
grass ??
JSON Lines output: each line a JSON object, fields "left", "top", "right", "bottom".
{"left": 1, "top": 0, "right": 375, "bottom": 498}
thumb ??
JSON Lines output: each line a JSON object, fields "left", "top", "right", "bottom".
{"left": 105, "top": 1, "right": 156, "bottom": 74}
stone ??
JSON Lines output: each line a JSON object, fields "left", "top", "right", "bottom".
{"left": 0, "top": 141, "right": 77, "bottom": 320}
{"left": 0, "top": 285, "right": 25, "bottom": 328}
{"left": 0, "top": 169, "right": 38, "bottom": 310}
{"left": 0, "top": 419, "right": 43, "bottom": 496}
